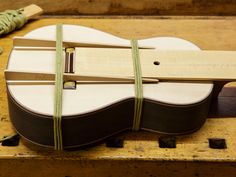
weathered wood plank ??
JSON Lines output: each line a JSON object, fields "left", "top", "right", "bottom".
{"left": 0, "top": 0, "right": 236, "bottom": 16}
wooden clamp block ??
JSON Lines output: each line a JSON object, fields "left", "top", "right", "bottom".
{"left": 21, "top": 4, "right": 43, "bottom": 20}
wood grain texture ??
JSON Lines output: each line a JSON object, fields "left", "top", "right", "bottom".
{"left": 75, "top": 48, "right": 236, "bottom": 81}
{"left": 0, "top": 18, "right": 236, "bottom": 176}
{"left": 21, "top": 4, "right": 43, "bottom": 20}
{"left": 0, "top": 0, "right": 236, "bottom": 16}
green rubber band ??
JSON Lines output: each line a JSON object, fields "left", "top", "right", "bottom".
{"left": 54, "top": 24, "right": 64, "bottom": 150}
{"left": 131, "top": 39, "right": 143, "bottom": 131}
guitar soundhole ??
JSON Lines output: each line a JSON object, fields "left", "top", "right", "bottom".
{"left": 158, "top": 136, "right": 176, "bottom": 148}
{"left": 208, "top": 138, "right": 227, "bottom": 149}
{"left": 153, "top": 61, "right": 160, "bottom": 65}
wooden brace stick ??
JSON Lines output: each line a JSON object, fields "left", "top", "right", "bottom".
{"left": 13, "top": 37, "right": 154, "bottom": 49}
{"left": 4, "top": 70, "right": 158, "bottom": 84}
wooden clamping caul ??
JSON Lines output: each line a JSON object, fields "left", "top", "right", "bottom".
{"left": 7, "top": 37, "right": 236, "bottom": 82}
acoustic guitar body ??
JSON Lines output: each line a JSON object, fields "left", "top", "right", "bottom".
{"left": 6, "top": 25, "right": 213, "bottom": 148}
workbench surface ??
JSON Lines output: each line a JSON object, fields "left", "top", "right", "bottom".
{"left": 0, "top": 18, "right": 236, "bottom": 177}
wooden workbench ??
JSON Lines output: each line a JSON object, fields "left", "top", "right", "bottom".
{"left": 1, "top": 0, "right": 236, "bottom": 16}
{"left": 0, "top": 18, "right": 236, "bottom": 177}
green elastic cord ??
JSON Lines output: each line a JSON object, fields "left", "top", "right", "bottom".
{"left": 131, "top": 39, "right": 143, "bottom": 131}
{"left": 54, "top": 24, "right": 64, "bottom": 150}
{"left": 0, "top": 9, "right": 27, "bottom": 36}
